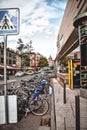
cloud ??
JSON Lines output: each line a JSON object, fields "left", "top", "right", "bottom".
{"left": 19, "top": 0, "right": 66, "bottom": 37}
{"left": 20, "top": 2, "right": 58, "bottom": 36}
{"left": 0, "top": 0, "right": 67, "bottom": 59}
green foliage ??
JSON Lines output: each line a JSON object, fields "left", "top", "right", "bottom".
{"left": 16, "top": 39, "right": 33, "bottom": 67}
{"left": 22, "top": 54, "right": 30, "bottom": 67}
{"left": 38, "top": 57, "right": 48, "bottom": 67}
{"left": 61, "top": 57, "right": 68, "bottom": 66}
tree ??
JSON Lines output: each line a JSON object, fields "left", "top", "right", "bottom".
{"left": 25, "top": 40, "right": 34, "bottom": 54}
{"left": 60, "top": 57, "right": 69, "bottom": 73}
{"left": 16, "top": 38, "right": 25, "bottom": 55}
{"left": 16, "top": 38, "right": 25, "bottom": 67}
{"left": 61, "top": 57, "right": 68, "bottom": 66}
{"left": 24, "top": 40, "right": 34, "bottom": 67}
{"left": 38, "top": 57, "right": 48, "bottom": 67}
{"left": 22, "top": 54, "right": 30, "bottom": 67}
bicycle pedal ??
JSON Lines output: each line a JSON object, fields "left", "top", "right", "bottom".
{"left": 25, "top": 108, "right": 30, "bottom": 118}
{"left": 26, "top": 108, "right": 30, "bottom": 113}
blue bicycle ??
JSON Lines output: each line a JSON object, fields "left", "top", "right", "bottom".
{"left": 29, "top": 80, "right": 49, "bottom": 116}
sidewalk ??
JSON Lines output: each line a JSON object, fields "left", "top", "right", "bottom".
{"left": 51, "top": 78, "right": 87, "bottom": 130}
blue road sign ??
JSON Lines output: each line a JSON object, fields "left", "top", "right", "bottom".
{"left": 0, "top": 8, "right": 19, "bottom": 35}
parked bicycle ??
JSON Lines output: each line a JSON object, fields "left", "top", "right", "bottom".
{"left": 0, "top": 74, "right": 53, "bottom": 119}
{"left": 17, "top": 80, "right": 49, "bottom": 117}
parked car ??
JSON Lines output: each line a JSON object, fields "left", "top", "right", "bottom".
{"left": 0, "top": 74, "right": 4, "bottom": 80}
{"left": 25, "top": 70, "right": 34, "bottom": 75}
{"left": 45, "top": 69, "right": 57, "bottom": 78}
{"left": 15, "top": 71, "right": 25, "bottom": 77}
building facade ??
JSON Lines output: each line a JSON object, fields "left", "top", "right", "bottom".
{"left": 0, "top": 41, "right": 50, "bottom": 74}
{"left": 56, "top": 0, "right": 87, "bottom": 70}
{"left": 30, "top": 52, "right": 45, "bottom": 70}
{"left": 0, "top": 42, "right": 21, "bottom": 74}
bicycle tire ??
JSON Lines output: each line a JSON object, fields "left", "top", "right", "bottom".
{"left": 29, "top": 98, "right": 49, "bottom": 116}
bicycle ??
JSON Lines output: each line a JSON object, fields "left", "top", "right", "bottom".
{"left": 29, "top": 96, "right": 49, "bottom": 116}
{"left": 17, "top": 88, "right": 49, "bottom": 117}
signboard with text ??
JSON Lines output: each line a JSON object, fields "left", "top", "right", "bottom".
{"left": 0, "top": 8, "right": 19, "bottom": 35}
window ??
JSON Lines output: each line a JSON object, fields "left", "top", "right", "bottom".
{"left": 1, "top": 58, "right": 4, "bottom": 63}
{"left": 1, "top": 50, "right": 4, "bottom": 55}
{"left": 9, "top": 53, "right": 12, "bottom": 57}
{"left": 9, "top": 59, "right": 12, "bottom": 64}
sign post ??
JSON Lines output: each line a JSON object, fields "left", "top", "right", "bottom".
{"left": 0, "top": 8, "right": 19, "bottom": 124}
{"left": 4, "top": 35, "right": 7, "bottom": 97}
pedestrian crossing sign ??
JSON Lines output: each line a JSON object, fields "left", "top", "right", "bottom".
{"left": 0, "top": 8, "right": 19, "bottom": 35}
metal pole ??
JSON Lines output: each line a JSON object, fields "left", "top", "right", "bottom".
{"left": 75, "top": 95, "right": 80, "bottom": 130}
{"left": 4, "top": 35, "right": 7, "bottom": 96}
{"left": 63, "top": 80, "right": 66, "bottom": 104}
{"left": 4, "top": 35, "right": 8, "bottom": 123}
{"left": 78, "top": 26, "right": 82, "bottom": 84}
{"left": 78, "top": 25, "right": 81, "bottom": 46}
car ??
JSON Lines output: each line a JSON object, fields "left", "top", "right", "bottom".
{"left": 41, "top": 71, "right": 45, "bottom": 75}
{"left": 25, "top": 70, "right": 34, "bottom": 75}
{"left": 0, "top": 74, "right": 4, "bottom": 80}
{"left": 15, "top": 71, "right": 25, "bottom": 77}
{"left": 45, "top": 69, "right": 57, "bottom": 78}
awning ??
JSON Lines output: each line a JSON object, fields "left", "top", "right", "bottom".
{"left": 0, "top": 65, "right": 21, "bottom": 70}
{"left": 7, "top": 66, "right": 13, "bottom": 69}
{"left": 12, "top": 67, "right": 21, "bottom": 70}
{"left": 0, "top": 66, "right": 3, "bottom": 68}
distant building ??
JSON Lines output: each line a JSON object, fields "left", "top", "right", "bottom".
{"left": 0, "top": 42, "right": 21, "bottom": 67}
{"left": 0, "top": 41, "right": 47, "bottom": 72}
{"left": 0, "top": 42, "right": 21, "bottom": 74}
{"left": 48, "top": 55, "right": 54, "bottom": 68}
{"left": 24, "top": 52, "right": 45, "bottom": 70}
{"left": 31, "top": 52, "right": 45, "bottom": 68}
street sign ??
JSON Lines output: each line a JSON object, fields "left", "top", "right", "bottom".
{"left": 0, "top": 8, "right": 19, "bottom": 35}
{"left": 0, "top": 8, "right": 20, "bottom": 124}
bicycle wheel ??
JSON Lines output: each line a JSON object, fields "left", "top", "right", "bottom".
{"left": 29, "top": 98, "right": 49, "bottom": 116}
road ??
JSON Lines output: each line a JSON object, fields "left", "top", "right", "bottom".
{"left": 0, "top": 74, "right": 51, "bottom": 130}
{"left": 0, "top": 74, "right": 35, "bottom": 91}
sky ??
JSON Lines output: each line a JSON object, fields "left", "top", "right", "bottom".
{"left": 0, "top": 0, "right": 68, "bottom": 60}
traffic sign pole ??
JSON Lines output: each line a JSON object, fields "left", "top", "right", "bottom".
{"left": 4, "top": 35, "right": 7, "bottom": 96}
{"left": 4, "top": 35, "right": 8, "bottom": 123}
{"left": 0, "top": 8, "right": 19, "bottom": 124}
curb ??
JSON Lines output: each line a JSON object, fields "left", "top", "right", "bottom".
{"left": 50, "top": 81, "right": 56, "bottom": 130}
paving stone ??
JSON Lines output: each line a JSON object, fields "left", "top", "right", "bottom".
{"left": 39, "top": 126, "right": 50, "bottom": 130}
{"left": 80, "top": 117, "right": 87, "bottom": 128}
{"left": 51, "top": 78, "right": 87, "bottom": 130}
{"left": 40, "top": 115, "right": 51, "bottom": 126}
